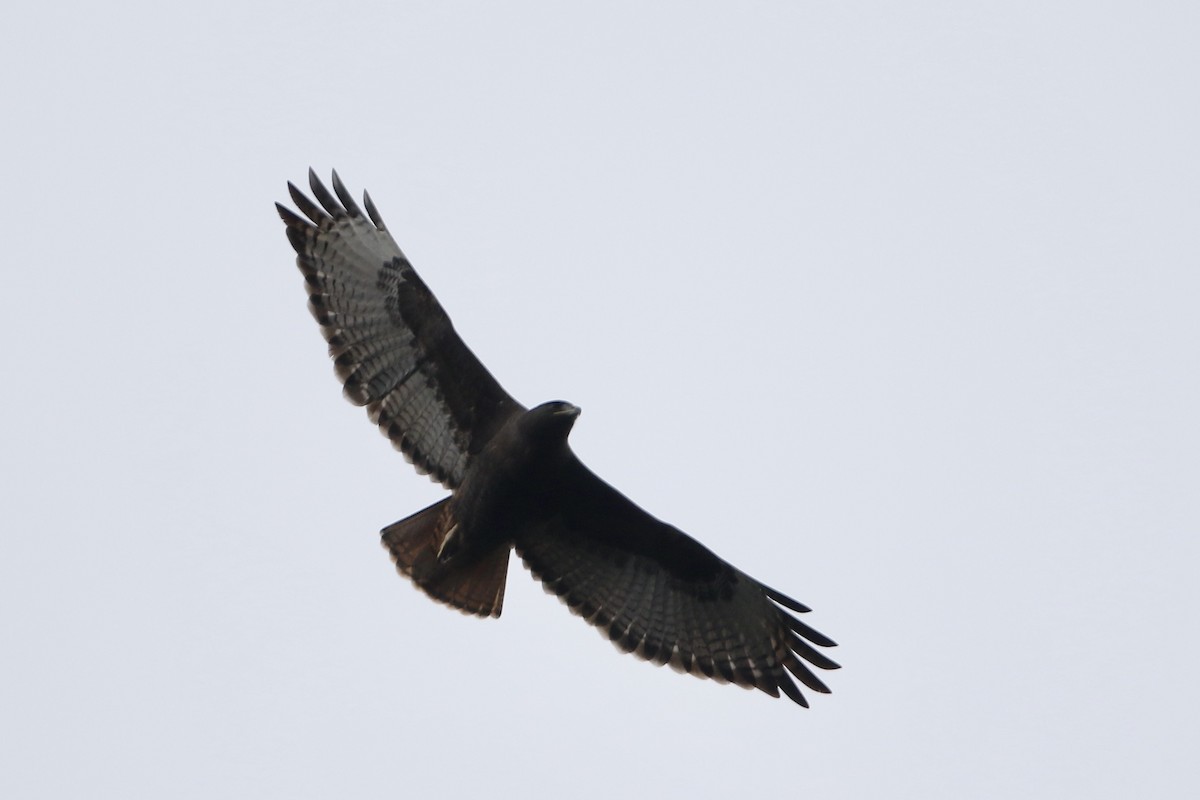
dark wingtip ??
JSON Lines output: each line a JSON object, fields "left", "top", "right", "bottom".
{"left": 786, "top": 614, "right": 837, "bottom": 649}
{"left": 363, "top": 189, "right": 387, "bottom": 230}
{"left": 789, "top": 632, "right": 841, "bottom": 671}
{"left": 331, "top": 169, "right": 364, "bottom": 217}
{"left": 307, "top": 169, "right": 346, "bottom": 218}
{"left": 275, "top": 201, "right": 299, "bottom": 224}
{"left": 784, "top": 652, "right": 833, "bottom": 695}
{"left": 778, "top": 676, "right": 810, "bottom": 707}
{"left": 764, "top": 584, "right": 812, "bottom": 614}
{"left": 287, "top": 180, "right": 332, "bottom": 226}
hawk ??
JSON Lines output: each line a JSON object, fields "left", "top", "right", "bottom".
{"left": 277, "top": 170, "right": 839, "bottom": 706}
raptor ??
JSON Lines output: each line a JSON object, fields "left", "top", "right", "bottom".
{"left": 277, "top": 170, "right": 839, "bottom": 706}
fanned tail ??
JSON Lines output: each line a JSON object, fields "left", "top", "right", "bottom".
{"left": 381, "top": 499, "right": 510, "bottom": 618}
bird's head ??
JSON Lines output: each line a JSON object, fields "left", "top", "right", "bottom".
{"left": 521, "top": 400, "right": 582, "bottom": 445}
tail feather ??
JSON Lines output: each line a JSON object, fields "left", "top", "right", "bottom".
{"left": 381, "top": 499, "right": 510, "bottom": 618}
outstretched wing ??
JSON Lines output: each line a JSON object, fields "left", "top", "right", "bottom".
{"left": 277, "top": 170, "right": 524, "bottom": 488}
{"left": 514, "top": 459, "right": 839, "bottom": 707}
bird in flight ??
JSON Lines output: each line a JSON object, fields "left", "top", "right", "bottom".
{"left": 277, "top": 170, "right": 839, "bottom": 706}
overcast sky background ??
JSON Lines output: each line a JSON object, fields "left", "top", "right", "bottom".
{"left": 2, "top": 2, "right": 1197, "bottom": 797}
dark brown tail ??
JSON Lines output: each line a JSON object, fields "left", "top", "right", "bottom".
{"left": 381, "top": 499, "right": 510, "bottom": 618}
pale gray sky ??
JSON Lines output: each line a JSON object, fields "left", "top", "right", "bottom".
{"left": 2, "top": 2, "right": 1198, "bottom": 797}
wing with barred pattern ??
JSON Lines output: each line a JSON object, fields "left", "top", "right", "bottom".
{"left": 277, "top": 170, "right": 524, "bottom": 488}
{"left": 514, "top": 458, "right": 839, "bottom": 707}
